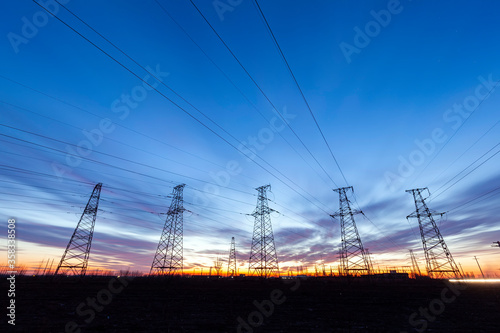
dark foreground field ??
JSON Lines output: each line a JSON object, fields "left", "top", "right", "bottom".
{"left": 3, "top": 275, "right": 500, "bottom": 332}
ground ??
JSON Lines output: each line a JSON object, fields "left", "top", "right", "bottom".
{"left": 2, "top": 276, "right": 500, "bottom": 332}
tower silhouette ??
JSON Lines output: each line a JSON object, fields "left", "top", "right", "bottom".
{"left": 150, "top": 184, "right": 186, "bottom": 276}
{"left": 214, "top": 255, "right": 223, "bottom": 276}
{"left": 406, "top": 188, "right": 461, "bottom": 279}
{"left": 332, "top": 186, "right": 371, "bottom": 275}
{"left": 227, "top": 237, "right": 237, "bottom": 277}
{"left": 248, "top": 185, "right": 279, "bottom": 277}
{"left": 55, "top": 183, "right": 102, "bottom": 276}
{"left": 409, "top": 249, "right": 422, "bottom": 278}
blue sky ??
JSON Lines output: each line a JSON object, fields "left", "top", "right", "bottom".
{"left": 1, "top": 0, "right": 500, "bottom": 275}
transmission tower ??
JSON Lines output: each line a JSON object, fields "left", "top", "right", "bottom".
{"left": 55, "top": 183, "right": 102, "bottom": 276}
{"left": 227, "top": 237, "right": 237, "bottom": 277}
{"left": 150, "top": 184, "right": 186, "bottom": 276}
{"left": 409, "top": 249, "right": 422, "bottom": 278}
{"left": 331, "top": 187, "right": 371, "bottom": 275}
{"left": 248, "top": 185, "right": 279, "bottom": 277}
{"left": 406, "top": 188, "right": 461, "bottom": 279}
{"left": 214, "top": 255, "right": 223, "bottom": 276}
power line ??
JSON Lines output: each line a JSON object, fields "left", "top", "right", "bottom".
{"left": 53, "top": 0, "right": 254, "bottom": 154}
{"left": 0, "top": 146, "right": 180, "bottom": 191}
{"left": 249, "top": 1, "right": 406, "bottom": 255}
{"left": 188, "top": 0, "right": 339, "bottom": 189}
{"left": 429, "top": 142, "right": 500, "bottom": 202}
{"left": 429, "top": 119, "right": 500, "bottom": 186}
{"left": 0, "top": 98, "right": 258, "bottom": 188}
{"left": 152, "top": 0, "right": 330, "bottom": 187}
{"left": 0, "top": 191, "right": 86, "bottom": 206}
{"left": 33, "top": 0, "right": 332, "bottom": 216}
{"left": 434, "top": 140, "right": 500, "bottom": 193}
{"left": 1, "top": 144, "right": 338, "bottom": 240}
{"left": 410, "top": 79, "right": 500, "bottom": 186}
{"left": 253, "top": 0, "right": 348, "bottom": 187}
{"left": 0, "top": 164, "right": 95, "bottom": 186}
{"left": 2, "top": 137, "right": 250, "bottom": 205}
{"left": 52, "top": 0, "right": 331, "bottom": 211}
{"left": 0, "top": 160, "right": 348, "bottom": 248}
{"left": 0, "top": 145, "right": 258, "bottom": 209}
{"left": 0, "top": 179, "right": 88, "bottom": 197}
{"left": 0, "top": 77, "right": 233, "bottom": 172}
{"left": 0, "top": 205, "right": 74, "bottom": 214}
{"left": 1, "top": 189, "right": 252, "bottom": 243}
{"left": 447, "top": 185, "right": 500, "bottom": 214}
{"left": 0, "top": 150, "right": 256, "bottom": 213}
{"left": 1, "top": 152, "right": 359, "bottom": 256}
{"left": 2, "top": 149, "right": 338, "bottom": 241}
{"left": 0, "top": 124, "right": 254, "bottom": 195}
{"left": 4, "top": 125, "right": 330, "bottom": 216}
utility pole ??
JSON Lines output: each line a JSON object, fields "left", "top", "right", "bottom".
{"left": 458, "top": 262, "right": 466, "bottom": 278}
{"left": 406, "top": 188, "right": 461, "bottom": 279}
{"left": 150, "top": 184, "right": 186, "bottom": 276}
{"left": 227, "top": 237, "right": 237, "bottom": 277}
{"left": 248, "top": 185, "right": 279, "bottom": 278}
{"left": 331, "top": 187, "right": 371, "bottom": 275}
{"left": 474, "top": 256, "right": 485, "bottom": 279}
{"left": 55, "top": 183, "right": 102, "bottom": 276}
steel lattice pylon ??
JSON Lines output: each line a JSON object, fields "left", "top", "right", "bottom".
{"left": 406, "top": 188, "right": 461, "bottom": 279}
{"left": 55, "top": 183, "right": 102, "bottom": 276}
{"left": 227, "top": 237, "right": 237, "bottom": 277}
{"left": 248, "top": 185, "right": 279, "bottom": 277}
{"left": 409, "top": 249, "right": 422, "bottom": 278}
{"left": 331, "top": 186, "right": 371, "bottom": 275}
{"left": 150, "top": 184, "right": 186, "bottom": 276}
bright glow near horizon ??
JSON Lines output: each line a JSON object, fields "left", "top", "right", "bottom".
{"left": 1, "top": 1, "right": 500, "bottom": 276}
